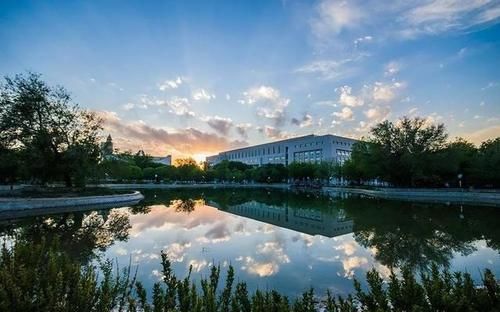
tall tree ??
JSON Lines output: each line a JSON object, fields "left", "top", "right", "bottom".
{"left": 369, "top": 117, "right": 447, "bottom": 186}
{"left": 0, "top": 72, "right": 102, "bottom": 186}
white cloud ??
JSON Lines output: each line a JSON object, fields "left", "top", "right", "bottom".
{"left": 401, "top": 0, "right": 498, "bottom": 37}
{"left": 481, "top": 81, "right": 499, "bottom": 90}
{"left": 159, "top": 77, "right": 183, "bottom": 90}
{"left": 125, "top": 95, "right": 195, "bottom": 116}
{"left": 336, "top": 85, "right": 364, "bottom": 107}
{"left": 295, "top": 58, "right": 353, "bottom": 80}
{"left": 408, "top": 107, "right": 418, "bottom": 114}
{"left": 372, "top": 81, "right": 405, "bottom": 102}
{"left": 332, "top": 107, "right": 354, "bottom": 120}
{"left": 192, "top": 88, "right": 215, "bottom": 101}
{"left": 235, "top": 123, "right": 252, "bottom": 139}
{"left": 354, "top": 35, "right": 373, "bottom": 47}
{"left": 166, "top": 96, "right": 196, "bottom": 117}
{"left": 243, "top": 86, "right": 290, "bottom": 126}
{"left": 363, "top": 106, "right": 390, "bottom": 122}
{"left": 204, "top": 116, "right": 234, "bottom": 135}
{"left": 311, "top": 0, "right": 364, "bottom": 37}
{"left": 258, "top": 126, "right": 289, "bottom": 139}
{"left": 308, "top": 1, "right": 500, "bottom": 42}
{"left": 475, "top": 3, "right": 500, "bottom": 23}
{"left": 384, "top": 61, "right": 401, "bottom": 76}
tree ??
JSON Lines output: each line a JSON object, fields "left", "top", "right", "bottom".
{"left": 175, "top": 157, "right": 198, "bottom": 167}
{"left": 368, "top": 117, "right": 447, "bottom": 186}
{"left": 431, "top": 138, "right": 477, "bottom": 186}
{"left": 0, "top": 72, "right": 102, "bottom": 186}
{"left": 474, "top": 138, "right": 500, "bottom": 187}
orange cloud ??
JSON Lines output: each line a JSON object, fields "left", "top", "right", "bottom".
{"left": 98, "top": 111, "right": 247, "bottom": 158}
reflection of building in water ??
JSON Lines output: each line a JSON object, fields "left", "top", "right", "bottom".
{"left": 209, "top": 200, "right": 353, "bottom": 238}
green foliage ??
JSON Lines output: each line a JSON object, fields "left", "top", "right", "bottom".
{"left": 0, "top": 72, "right": 102, "bottom": 186}
{"left": 1, "top": 239, "right": 499, "bottom": 311}
{"left": 342, "top": 117, "right": 500, "bottom": 187}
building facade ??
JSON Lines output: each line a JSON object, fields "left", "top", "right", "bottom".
{"left": 206, "top": 134, "right": 357, "bottom": 166}
{"left": 152, "top": 155, "right": 172, "bottom": 166}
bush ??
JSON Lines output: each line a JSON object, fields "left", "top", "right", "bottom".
{"left": 1, "top": 239, "right": 499, "bottom": 311}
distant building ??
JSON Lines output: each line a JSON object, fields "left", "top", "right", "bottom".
{"left": 152, "top": 155, "right": 172, "bottom": 166}
{"left": 100, "top": 134, "right": 114, "bottom": 156}
{"left": 206, "top": 134, "right": 357, "bottom": 166}
{"left": 137, "top": 149, "right": 172, "bottom": 166}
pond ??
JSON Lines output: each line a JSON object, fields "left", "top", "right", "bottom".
{"left": 1, "top": 187, "right": 499, "bottom": 298}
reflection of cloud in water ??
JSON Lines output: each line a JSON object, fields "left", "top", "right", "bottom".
{"left": 115, "top": 246, "right": 128, "bottom": 256}
{"left": 165, "top": 241, "right": 192, "bottom": 262}
{"left": 241, "top": 234, "right": 291, "bottom": 277}
{"left": 256, "top": 224, "right": 275, "bottom": 234}
{"left": 202, "top": 222, "right": 231, "bottom": 243}
{"left": 188, "top": 259, "right": 209, "bottom": 272}
{"left": 233, "top": 221, "right": 251, "bottom": 236}
{"left": 335, "top": 241, "right": 358, "bottom": 256}
{"left": 242, "top": 256, "right": 280, "bottom": 277}
{"left": 291, "top": 233, "right": 315, "bottom": 248}
{"left": 341, "top": 256, "right": 368, "bottom": 278}
{"left": 129, "top": 204, "right": 230, "bottom": 236}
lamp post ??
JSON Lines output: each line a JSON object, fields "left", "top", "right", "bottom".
{"left": 155, "top": 173, "right": 158, "bottom": 183}
{"left": 458, "top": 173, "right": 463, "bottom": 189}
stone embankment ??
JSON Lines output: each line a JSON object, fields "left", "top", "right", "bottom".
{"left": 0, "top": 191, "right": 144, "bottom": 216}
{"left": 323, "top": 187, "right": 500, "bottom": 206}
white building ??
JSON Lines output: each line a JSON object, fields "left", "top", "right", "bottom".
{"left": 206, "top": 134, "right": 357, "bottom": 166}
{"left": 152, "top": 155, "right": 172, "bottom": 166}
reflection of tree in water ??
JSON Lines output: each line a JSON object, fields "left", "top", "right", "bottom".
{"left": 344, "top": 199, "right": 500, "bottom": 270}
{"left": 171, "top": 199, "right": 200, "bottom": 214}
{"left": 0, "top": 209, "right": 131, "bottom": 263}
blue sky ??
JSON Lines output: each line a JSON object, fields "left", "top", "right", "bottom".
{"left": 1, "top": 0, "right": 499, "bottom": 160}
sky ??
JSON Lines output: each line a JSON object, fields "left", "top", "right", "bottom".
{"left": 1, "top": 0, "right": 499, "bottom": 161}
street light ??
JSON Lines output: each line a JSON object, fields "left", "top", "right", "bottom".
{"left": 457, "top": 173, "right": 463, "bottom": 189}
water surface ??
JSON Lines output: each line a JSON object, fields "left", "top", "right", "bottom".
{"left": 1, "top": 188, "right": 499, "bottom": 297}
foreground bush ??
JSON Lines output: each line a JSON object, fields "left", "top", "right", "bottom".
{"left": 0, "top": 240, "right": 499, "bottom": 311}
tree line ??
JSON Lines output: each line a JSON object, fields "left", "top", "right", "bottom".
{"left": 96, "top": 155, "right": 337, "bottom": 184}
{"left": 342, "top": 117, "right": 500, "bottom": 188}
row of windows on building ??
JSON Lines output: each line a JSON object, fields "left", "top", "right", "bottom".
{"left": 225, "top": 145, "right": 286, "bottom": 160}
{"left": 294, "top": 141, "right": 323, "bottom": 148}
{"left": 293, "top": 140, "right": 353, "bottom": 149}
{"left": 336, "top": 149, "right": 351, "bottom": 156}
{"left": 334, "top": 141, "right": 353, "bottom": 146}
{"left": 293, "top": 149, "right": 323, "bottom": 163}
